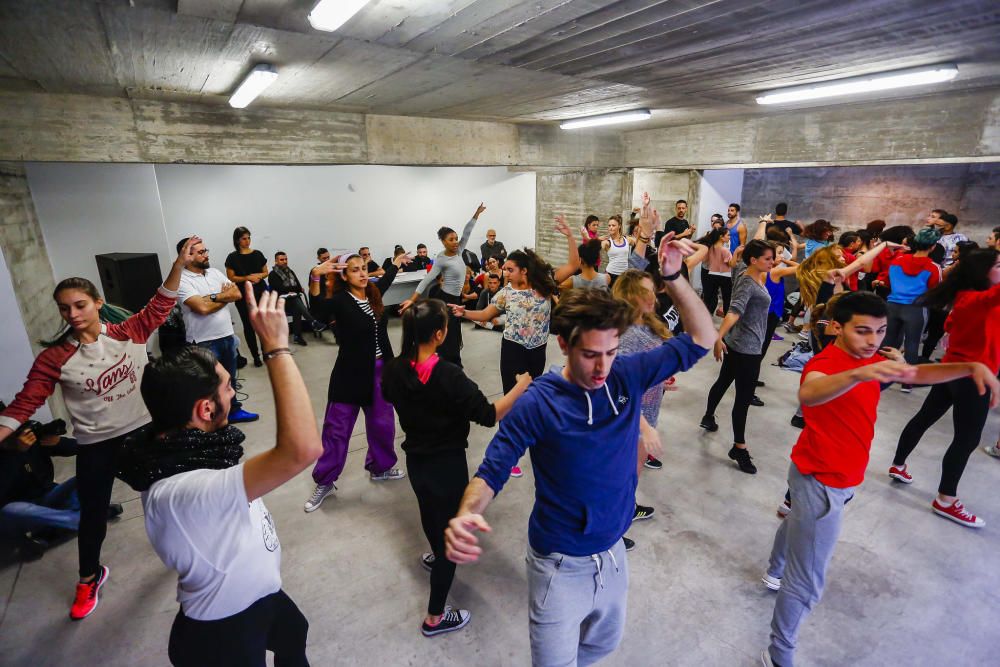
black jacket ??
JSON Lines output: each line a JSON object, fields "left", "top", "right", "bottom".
{"left": 267, "top": 267, "right": 305, "bottom": 296}
{"left": 480, "top": 241, "right": 507, "bottom": 265}
{"left": 381, "top": 357, "right": 496, "bottom": 456}
{"left": 0, "top": 438, "right": 78, "bottom": 507}
{"left": 462, "top": 249, "right": 481, "bottom": 274}
{"left": 327, "top": 264, "right": 399, "bottom": 406}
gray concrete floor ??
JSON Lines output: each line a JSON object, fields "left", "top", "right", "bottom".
{"left": 2, "top": 320, "right": 999, "bottom": 666}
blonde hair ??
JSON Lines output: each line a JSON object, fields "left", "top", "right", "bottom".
{"left": 611, "top": 269, "right": 671, "bottom": 340}
{"left": 796, "top": 246, "right": 845, "bottom": 309}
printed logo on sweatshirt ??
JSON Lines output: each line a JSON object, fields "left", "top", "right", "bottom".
{"left": 84, "top": 353, "right": 136, "bottom": 397}
{"left": 617, "top": 395, "right": 629, "bottom": 406}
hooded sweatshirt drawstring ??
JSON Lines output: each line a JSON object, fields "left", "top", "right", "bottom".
{"left": 591, "top": 548, "right": 621, "bottom": 590}
{"left": 586, "top": 385, "right": 620, "bottom": 425}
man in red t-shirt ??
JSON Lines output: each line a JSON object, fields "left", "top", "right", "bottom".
{"left": 760, "top": 291, "right": 998, "bottom": 667}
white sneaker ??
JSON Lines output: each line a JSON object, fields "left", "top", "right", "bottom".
{"left": 761, "top": 648, "right": 776, "bottom": 666}
{"left": 983, "top": 443, "right": 1000, "bottom": 458}
{"left": 761, "top": 573, "right": 781, "bottom": 591}
{"left": 420, "top": 552, "right": 435, "bottom": 572}
{"left": 370, "top": 467, "right": 405, "bottom": 481}
{"left": 304, "top": 483, "right": 336, "bottom": 512}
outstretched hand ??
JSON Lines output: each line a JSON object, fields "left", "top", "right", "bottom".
{"left": 392, "top": 253, "right": 413, "bottom": 268}
{"left": 445, "top": 513, "right": 492, "bottom": 564}
{"left": 968, "top": 362, "right": 1000, "bottom": 409}
{"left": 857, "top": 360, "right": 917, "bottom": 385}
{"left": 175, "top": 235, "right": 202, "bottom": 266}
{"left": 245, "top": 282, "right": 288, "bottom": 352}
{"left": 474, "top": 202, "right": 487, "bottom": 219}
{"left": 554, "top": 215, "right": 573, "bottom": 238}
{"left": 313, "top": 259, "right": 348, "bottom": 276}
{"left": 448, "top": 303, "right": 467, "bottom": 318}
{"left": 658, "top": 232, "right": 697, "bottom": 276}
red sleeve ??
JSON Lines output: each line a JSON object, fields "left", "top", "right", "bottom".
{"left": 926, "top": 260, "right": 941, "bottom": 289}
{"left": 955, "top": 283, "right": 1000, "bottom": 310}
{"left": 873, "top": 249, "right": 893, "bottom": 282}
{"left": 0, "top": 346, "right": 72, "bottom": 428}
{"left": 105, "top": 287, "right": 177, "bottom": 344}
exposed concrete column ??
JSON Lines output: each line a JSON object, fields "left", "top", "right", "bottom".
{"left": 0, "top": 162, "right": 62, "bottom": 352}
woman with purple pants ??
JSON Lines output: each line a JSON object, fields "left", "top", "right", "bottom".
{"left": 303, "top": 250, "right": 412, "bottom": 512}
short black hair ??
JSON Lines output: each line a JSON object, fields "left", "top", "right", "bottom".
{"left": 940, "top": 212, "right": 959, "bottom": 228}
{"left": 578, "top": 239, "right": 602, "bottom": 267}
{"left": 316, "top": 247, "right": 328, "bottom": 257}
{"left": 829, "top": 291, "right": 888, "bottom": 324}
{"left": 437, "top": 226, "right": 455, "bottom": 241}
{"left": 585, "top": 215, "right": 600, "bottom": 225}
{"left": 880, "top": 225, "right": 915, "bottom": 245}
{"left": 838, "top": 232, "right": 860, "bottom": 247}
{"left": 675, "top": 199, "right": 687, "bottom": 206}
{"left": 141, "top": 346, "right": 222, "bottom": 433}
{"left": 775, "top": 202, "right": 788, "bottom": 216}
{"left": 417, "top": 243, "right": 427, "bottom": 250}
{"left": 729, "top": 203, "right": 741, "bottom": 212}
{"left": 176, "top": 237, "right": 190, "bottom": 255}
{"left": 274, "top": 251, "right": 286, "bottom": 259}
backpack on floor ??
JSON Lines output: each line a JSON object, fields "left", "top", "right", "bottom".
{"left": 777, "top": 340, "right": 813, "bottom": 373}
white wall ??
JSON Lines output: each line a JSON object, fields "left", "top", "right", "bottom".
{"left": 696, "top": 169, "right": 745, "bottom": 235}
{"left": 27, "top": 163, "right": 536, "bottom": 293}
{"left": 0, "top": 248, "right": 52, "bottom": 420}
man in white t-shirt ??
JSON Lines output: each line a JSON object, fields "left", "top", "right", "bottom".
{"left": 118, "top": 286, "right": 322, "bottom": 666}
{"left": 175, "top": 237, "right": 258, "bottom": 424}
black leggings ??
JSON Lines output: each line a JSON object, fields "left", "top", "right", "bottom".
{"left": 701, "top": 270, "right": 732, "bottom": 315}
{"left": 892, "top": 378, "right": 992, "bottom": 497}
{"left": 234, "top": 297, "right": 261, "bottom": 360}
{"left": 921, "top": 307, "right": 948, "bottom": 360}
{"left": 500, "top": 337, "right": 548, "bottom": 394}
{"left": 759, "top": 311, "right": 782, "bottom": 358}
{"left": 168, "top": 589, "right": 309, "bottom": 667}
{"left": 407, "top": 450, "right": 469, "bottom": 616}
{"left": 704, "top": 349, "right": 763, "bottom": 444}
{"left": 77, "top": 432, "right": 134, "bottom": 579}
{"left": 439, "top": 292, "right": 464, "bottom": 367}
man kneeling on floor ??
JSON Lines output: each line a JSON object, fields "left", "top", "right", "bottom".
{"left": 445, "top": 234, "right": 716, "bottom": 666}
{"left": 118, "top": 284, "right": 321, "bottom": 666}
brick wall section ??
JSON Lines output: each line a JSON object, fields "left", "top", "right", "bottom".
{"left": 740, "top": 163, "right": 1000, "bottom": 245}
{"left": 0, "top": 162, "right": 61, "bottom": 352}
{"left": 534, "top": 170, "right": 632, "bottom": 266}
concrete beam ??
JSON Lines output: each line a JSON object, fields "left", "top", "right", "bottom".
{"left": 0, "top": 90, "right": 624, "bottom": 168}
{"left": 625, "top": 89, "right": 1000, "bottom": 168}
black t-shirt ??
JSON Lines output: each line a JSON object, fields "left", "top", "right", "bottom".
{"left": 663, "top": 217, "right": 690, "bottom": 236}
{"left": 366, "top": 260, "right": 381, "bottom": 273}
{"left": 225, "top": 250, "right": 268, "bottom": 297}
{"left": 404, "top": 255, "right": 432, "bottom": 272}
{"left": 769, "top": 219, "right": 803, "bottom": 236}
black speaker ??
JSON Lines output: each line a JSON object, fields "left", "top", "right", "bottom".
{"left": 95, "top": 253, "right": 163, "bottom": 314}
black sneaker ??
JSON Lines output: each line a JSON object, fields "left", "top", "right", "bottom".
{"left": 750, "top": 395, "right": 765, "bottom": 407}
{"left": 293, "top": 335, "right": 308, "bottom": 346}
{"left": 421, "top": 608, "right": 470, "bottom": 637}
{"left": 633, "top": 504, "right": 655, "bottom": 521}
{"left": 790, "top": 415, "right": 805, "bottom": 429}
{"left": 253, "top": 357, "right": 263, "bottom": 368}
{"left": 106, "top": 504, "right": 124, "bottom": 520}
{"left": 236, "top": 354, "right": 248, "bottom": 369}
{"left": 311, "top": 320, "right": 328, "bottom": 333}
{"left": 755, "top": 380, "right": 765, "bottom": 387}
{"left": 623, "top": 536, "right": 635, "bottom": 552}
{"left": 420, "top": 552, "right": 435, "bottom": 572}
{"left": 699, "top": 415, "right": 719, "bottom": 432}
{"left": 728, "top": 446, "right": 757, "bottom": 474}
{"left": 644, "top": 456, "right": 663, "bottom": 470}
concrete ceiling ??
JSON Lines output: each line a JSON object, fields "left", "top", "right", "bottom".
{"left": 1, "top": 0, "right": 999, "bottom": 129}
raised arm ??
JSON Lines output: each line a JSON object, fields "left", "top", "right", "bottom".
{"left": 658, "top": 234, "right": 716, "bottom": 349}
{"left": 552, "top": 215, "right": 581, "bottom": 283}
{"left": 753, "top": 215, "right": 770, "bottom": 241}
{"left": 458, "top": 203, "right": 487, "bottom": 253}
{"left": 241, "top": 285, "right": 322, "bottom": 501}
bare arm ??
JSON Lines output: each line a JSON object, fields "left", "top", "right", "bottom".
{"left": 492, "top": 373, "right": 532, "bottom": 421}
{"left": 453, "top": 303, "right": 502, "bottom": 323}
{"left": 658, "top": 235, "right": 716, "bottom": 350}
{"left": 799, "top": 361, "right": 917, "bottom": 407}
{"left": 552, "top": 215, "right": 580, "bottom": 283}
{"left": 683, "top": 243, "right": 710, "bottom": 270}
{"left": 182, "top": 280, "right": 240, "bottom": 315}
{"left": 911, "top": 362, "right": 1000, "bottom": 406}
{"left": 242, "top": 285, "right": 322, "bottom": 501}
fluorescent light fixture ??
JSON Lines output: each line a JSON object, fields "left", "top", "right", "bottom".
{"left": 308, "top": 0, "right": 371, "bottom": 32}
{"left": 229, "top": 64, "right": 278, "bottom": 109}
{"left": 756, "top": 64, "right": 958, "bottom": 105}
{"left": 560, "top": 109, "right": 652, "bottom": 130}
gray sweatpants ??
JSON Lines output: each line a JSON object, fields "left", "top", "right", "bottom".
{"left": 766, "top": 463, "right": 855, "bottom": 667}
{"left": 526, "top": 539, "right": 629, "bottom": 667}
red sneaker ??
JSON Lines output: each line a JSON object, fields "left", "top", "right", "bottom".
{"left": 888, "top": 464, "right": 913, "bottom": 484}
{"left": 510, "top": 466, "right": 523, "bottom": 478}
{"left": 932, "top": 499, "right": 985, "bottom": 528}
{"left": 70, "top": 565, "right": 109, "bottom": 620}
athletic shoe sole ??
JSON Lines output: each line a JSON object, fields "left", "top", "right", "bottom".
{"left": 888, "top": 470, "right": 913, "bottom": 484}
{"left": 421, "top": 612, "right": 471, "bottom": 637}
{"left": 983, "top": 445, "right": 1000, "bottom": 458}
{"left": 370, "top": 473, "right": 405, "bottom": 482}
{"left": 420, "top": 553, "right": 435, "bottom": 572}
{"left": 510, "top": 469, "right": 524, "bottom": 478}
{"left": 932, "top": 506, "right": 985, "bottom": 528}
{"left": 761, "top": 574, "right": 781, "bottom": 591}
{"left": 643, "top": 461, "right": 663, "bottom": 470}
{"left": 70, "top": 566, "right": 109, "bottom": 621}
{"left": 304, "top": 485, "right": 336, "bottom": 512}
{"left": 632, "top": 511, "right": 655, "bottom": 521}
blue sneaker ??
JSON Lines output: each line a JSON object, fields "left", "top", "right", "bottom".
{"left": 229, "top": 409, "right": 259, "bottom": 424}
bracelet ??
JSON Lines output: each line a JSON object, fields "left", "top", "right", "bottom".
{"left": 662, "top": 269, "right": 683, "bottom": 282}
{"left": 638, "top": 235, "right": 651, "bottom": 243}
{"left": 262, "top": 347, "right": 291, "bottom": 361}
{"left": 310, "top": 275, "right": 321, "bottom": 283}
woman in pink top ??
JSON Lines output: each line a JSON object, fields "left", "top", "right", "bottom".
{"left": 0, "top": 237, "right": 199, "bottom": 620}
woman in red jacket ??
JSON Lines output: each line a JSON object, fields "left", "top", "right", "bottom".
{"left": 889, "top": 248, "right": 1000, "bottom": 528}
{"left": 0, "top": 237, "right": 199, "bottom": 620}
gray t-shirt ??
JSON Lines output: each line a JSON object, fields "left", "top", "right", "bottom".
{"left": 571, "top": 273, "right": 610, "bottom": 290}
{"left": 725, "top": 272, "right": 771, "bottom": 355}
{"left": 416, "top": 217, "right": 478, "bottom": 297}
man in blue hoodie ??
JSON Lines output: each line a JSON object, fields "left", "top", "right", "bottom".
{"left": 445, "top": 234, "right": 716, "bottom": 666}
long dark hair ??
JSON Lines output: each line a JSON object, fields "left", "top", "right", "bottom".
{"left": 42, "top": 277, "right": 102, "bottom": 347}
{"left": 508, "top": 248, "right": 558, "bottom": 298}
{"left": 920, "top": 248, "right": 999, "bottom": 310}
{"left": 696, "top": 227, "right": 728, "bottom": 247}
{"left": 802, "top": 219, "right": 836, "bottom": 241}
{"left": 232, "top": 226, "right": 251, "bottom": 251}
{"left": 330, "top": 254, "right": 385, "bottom": 318}
{"left": 396, "top": 299, "right": 449, "bottom": 363}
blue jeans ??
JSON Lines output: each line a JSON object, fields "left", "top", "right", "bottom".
{"left": 197, "top": 335, "right": 243, "bottom": 411}
{"left": 0, "top": 478, "right": 80, "bottom": 536}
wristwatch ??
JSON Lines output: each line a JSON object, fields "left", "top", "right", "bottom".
{"left": 210, "top": 293, "right": 218, "bottom": 302}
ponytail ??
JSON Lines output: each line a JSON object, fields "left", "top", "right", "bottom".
{"left": 397, "top": 299, "right": 449, "bottom": 363}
